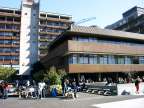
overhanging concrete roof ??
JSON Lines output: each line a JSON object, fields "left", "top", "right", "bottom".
{"left": 69, "top": 26, "right": 144, "bottom": 40}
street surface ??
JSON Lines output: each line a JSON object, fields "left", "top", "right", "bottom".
{"left": 0, "top": 93, "right": 144, "bottom": 108}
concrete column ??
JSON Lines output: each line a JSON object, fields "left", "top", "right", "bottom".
{"left": 98, "top": 73, "right": 101, "bottom": 82}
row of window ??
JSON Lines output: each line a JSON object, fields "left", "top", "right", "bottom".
{"left": 0, "top": 25, "right": 20, "bottom": 30}
{"left": 0, "top": 48, "right": 19, "bottom": 53}
{"left": 0, "top": 56, "right": 19, "bottom": 60}
{"left": 68, "top": 54, "right": 144, "bottom": 64}
{"left": 40, "top": 21, "right": 67, "bottom": 27}
{"left": 0, "top": 40, "right": 19, "bottom": 44}
{"left": 0, "top": 16, "right": 21, "bottom": 22}
{"left": 0, "top": 32, "right": 19, "bottom": 36}
{"left": 72, "top": 36, "right": 144, "bottom": 46}
{"left": 39, "top": 27, "right": 64, "bottom": 33}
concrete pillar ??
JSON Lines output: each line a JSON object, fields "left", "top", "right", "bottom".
{"left": 98, "top": 73, "right": 101, "bottom": 82}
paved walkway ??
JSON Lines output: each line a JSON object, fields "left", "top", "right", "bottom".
{"left": 92, "top": 98, "right": 144, "bottom": 108}
{"left": 0, "top": 93, "right": 144, "bottom": 108}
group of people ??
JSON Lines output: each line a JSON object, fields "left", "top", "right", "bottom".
{"left": 18, "top": 80, "right": 46, "bottom": 99}
{"left": 62, "top": 79, "right": 78, "bottom": 98}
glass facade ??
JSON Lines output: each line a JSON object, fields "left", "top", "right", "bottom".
{"left": 139, "top": 56, "right": 144, "bottom": 64}
{"left": 72, "top": 36, "right": 144, "bottom": 46}
{"left": 68, "top": 54, "right": 144, "bottom": 64}
{"left": 0, "top": 56, "right": 19, "bottom": 60}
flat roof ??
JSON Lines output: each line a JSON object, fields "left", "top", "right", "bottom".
{"left": 49, "top": 25, "right": 144, "bottom": 49}
{"left": 0, "top": 6, "right": 71, "bottom": 18}
{"left": 70, "top": 26, "right": 144, "bottom": 40}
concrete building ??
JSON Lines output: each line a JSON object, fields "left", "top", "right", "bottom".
{"left": 42, "top": 26, "right": 144, "bottom": 81}
{"left": 0, "top": 0, "right": 72, "bottom": 75}
{"left": 105, "top": 6, "right": 144, "bottom": 34}
{"left": 19, "top": 0, "right": 39, "bottom": 75}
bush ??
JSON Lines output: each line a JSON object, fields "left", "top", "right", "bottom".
{"left": 0, "top": 66, "right": 16, "bottom": 81}
{"left": 44, "top": 67, "right": 61, "bottom": 85}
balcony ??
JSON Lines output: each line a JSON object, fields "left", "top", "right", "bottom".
{"left": 0, "top": 12, "right": 21, "bottom": 17}
{"left": 39, "top": 31, "right": 60, "bottom": 35}
{"left": 0, "top": 60, "right": 19, "bottom": 65}
{"left": 0, "top": 20, "right": 20, "bottom": 25}
{"left": 0, "top": 44, "right": 19, "bottom": 48}
{"left": 0, "top": 29, "right": 20, "bottom": 32}
{"left": 0, "top": 52, "right": 19, "bottom": 56}
{"left": 40, "top": 17, "right": 71, "bottom": 23}
{"left": 39, "top": 24, "right": 68, "bottom": 30}
{"left": 0, "top": 36, "right": 19, "bottom": 40}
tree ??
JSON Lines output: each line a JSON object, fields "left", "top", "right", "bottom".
{"left": 57, "top": 69, "right": 67, "bottom": 79}
{"left": 31, "top": 62, "right": 67, "bottom": 85}
{"left": 44, "top": 66, "right": 61, "bottom": 85}
{"left": 0, "top": 66, "right": 16, "bottom": 81}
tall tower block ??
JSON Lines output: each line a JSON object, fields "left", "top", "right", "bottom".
{"left": 19, "top": 0, "right": 39, "bottom": 75}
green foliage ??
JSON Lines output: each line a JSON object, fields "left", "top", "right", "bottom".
{"left": 57, "top": 69, "right": 67, "bottom": 79}
{"left": 31, "top": 62, "right": 67, "bottom": 85}
{"left": 0, "top": 66, "right": 16, "bottom": 81}
{"left": 44, "top": 67, "right": 61, "bottom": 85}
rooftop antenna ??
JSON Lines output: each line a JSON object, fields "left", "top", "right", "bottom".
{"left": 74, "top": 17, "right": 96, "bottom": 25}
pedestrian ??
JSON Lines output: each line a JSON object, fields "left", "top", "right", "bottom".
{"left": 0, "top": 83, "right": 3, "bottom": 98}
{"left": 135, "top": 76, "right": 141, "bottom": 94}
{"left": 38, "top": 81, "right": 46, "bottom": 99}
{"left": 62, "top": 79, "right": 68, "bottom": 96}
{"left": 26, "top": 80, "right": 30, "bottom": 88}
{"left": 2, "top": 82, "right": 8, "bottom": 99}
{"left": 72, "top": 79, "right": 77, "bottom": 98}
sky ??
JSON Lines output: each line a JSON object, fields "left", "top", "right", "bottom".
{"left": 0, "top": 0, "right": 144, "bottom": 28}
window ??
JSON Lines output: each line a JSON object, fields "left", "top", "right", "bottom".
{"left": 99, "top": 55, "right": 108, "bottom": 64}
{"left": 125, "top": 56, "right": 132, "bottom": 64}
{"left": 68, "top": 54, "right": 144, "bottom": 65}
{"left": 89, "top": 37, "right": 97, "bottom": 42}
{"left": 83, "top": 55, "right": 88, "bottom": 64}
{"left": 72, "top": 54, "right": 77, "bottom": 64}
{"left": 117, "top": 56, "right": 125, "bottom": 64}
{"left": 108, "top": 55, "right": 116, "bottom": 64}
{"left": 0, "top": 32, "right": 5, "bottom": 36}
{"left": 89, "top": 55, "right": 98, "bottom": 64}
{"left": 139, "top": 56, "right": 144, "bottom": 64}
{"left": 78, "top": 54, "right": 88, "bottom": 64}
{"left": 78, "top": 37, "right": 89, "bottom": 42}
{"left": 72, "top": 36, "right": 78, "bottom": 41}
{"left": 132, "top": 57, "right": 139, "bottom": 64}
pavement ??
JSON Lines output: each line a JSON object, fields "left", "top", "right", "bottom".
{"left": 0, "top": 92, "right": 144, "bottom": 108}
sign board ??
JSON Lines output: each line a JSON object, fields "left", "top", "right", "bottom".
{"left": 117, "top": 83, "right": 144, "bottom": 95}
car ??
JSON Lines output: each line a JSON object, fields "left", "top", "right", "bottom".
{"left": 7, "top": 83, "right": 18, "bottom": 97}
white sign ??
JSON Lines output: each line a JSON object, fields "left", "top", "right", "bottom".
{"left": 117, "top": 83, "right": 144, "bottom": 95}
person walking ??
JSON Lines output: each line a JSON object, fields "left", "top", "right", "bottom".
{"left": 38, "top": 81, "right": 46, "bottom": 99}
{"left": 62, "top": 79, "right": 68, "bottom": 96}
{"left": 72, "top": 79, "right": 77, "bottom": 98}
{"left": 2, "top": 82, "right": 8, "bottom": 99}
{"left": 135, "top": 76, "right": 141, "bottom": 94}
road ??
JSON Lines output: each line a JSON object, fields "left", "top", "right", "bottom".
{"left": 0, "top": 93, "right": 144, "bottom": 108}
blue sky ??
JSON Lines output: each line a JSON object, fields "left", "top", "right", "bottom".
{"left": 0, "top": 0, "right": 144, "bottom": 28}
